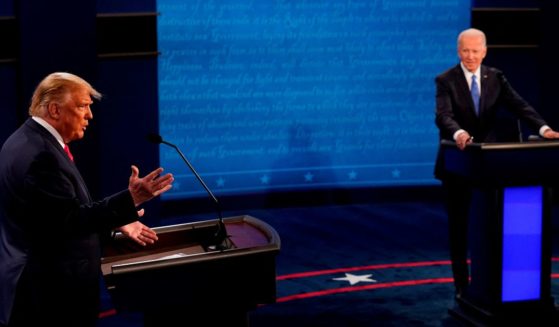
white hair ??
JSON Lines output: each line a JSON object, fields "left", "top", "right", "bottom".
{"left": 457, "top": 28, "right": 487, "bottom": 48}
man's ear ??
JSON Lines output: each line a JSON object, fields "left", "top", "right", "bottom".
{"left": 46, "top": 102, "right": 60, "bottom": 119}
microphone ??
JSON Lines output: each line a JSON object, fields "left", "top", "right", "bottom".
{"left": 517, "top": 119, "right": 523, "bottom": 142}
{"left": 147, "top": 133, "right": 232, "bottom": 251}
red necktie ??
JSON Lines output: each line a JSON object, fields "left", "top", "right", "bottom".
{"left": 63, "top": 144, "right": 74, "bottom": 162}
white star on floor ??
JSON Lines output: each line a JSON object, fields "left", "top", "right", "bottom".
{"left": 332, "top": 273, "right": 377, "bottom": 285}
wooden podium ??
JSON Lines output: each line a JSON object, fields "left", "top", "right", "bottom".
{"left": 101, "top": 215, "right": 280, "bottom": 326}
{"left": 442, "top": 140, "right": 559, "bottom": 326}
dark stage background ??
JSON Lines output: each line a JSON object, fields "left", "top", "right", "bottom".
{"left": 1, "top": 0, "right": 559, "bottom": 326}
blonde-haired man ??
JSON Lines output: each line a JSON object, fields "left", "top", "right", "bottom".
{"left": 0, "top": 72, "right": 174, "bottom": 326}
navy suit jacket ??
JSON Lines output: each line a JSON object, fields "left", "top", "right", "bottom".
{"left": 434, "top": 64, "right": 548, "bottom": 179}
{"left": 0, "top": 118, "right": 138, "bottom": 325}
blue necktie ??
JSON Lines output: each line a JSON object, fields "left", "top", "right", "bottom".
{"left": 471, "top": 75, "right": 480, "bottom": 115}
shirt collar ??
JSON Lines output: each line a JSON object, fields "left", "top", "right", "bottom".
{"left": 460, "top": 62, "right": 481, "bottom": 81}
{"left": 31, "top": 116, "right": 65, "bottom": 148}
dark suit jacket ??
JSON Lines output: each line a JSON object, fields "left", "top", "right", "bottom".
{"left": 0, "top": 118, "right": 139, "bottom": 325}
{"left": 434, "top": 64, "right": 548, "bottom": 179}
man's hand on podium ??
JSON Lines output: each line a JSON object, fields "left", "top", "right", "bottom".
{"left": 456, "top": 132, "right": 473, "bottom": 150}
{"left": 543, "top": 128, "right": 559, "bottom": 139}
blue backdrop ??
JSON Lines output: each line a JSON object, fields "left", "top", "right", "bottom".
{"left": 156, "top": 0, "right": 470, "bottom": 199}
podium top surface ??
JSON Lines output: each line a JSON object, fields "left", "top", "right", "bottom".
{"left": 101, "top": 215, "right": 281, "bottom": 311}
{"left": 441, "top": 140, "right": 559, "bottom": 186}
{"left": 441, "top": 139, "right": 559, "bottom": 151}
{"left": 101, "top": 215, "right": 280, "bottom": 276}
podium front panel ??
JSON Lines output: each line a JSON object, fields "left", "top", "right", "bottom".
{"left": 442, "top": 141, "right": 557, "bottom": 324}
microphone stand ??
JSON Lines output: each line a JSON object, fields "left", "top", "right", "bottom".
{"left": 153, "top": 135, "right": 232, "bottom": 251}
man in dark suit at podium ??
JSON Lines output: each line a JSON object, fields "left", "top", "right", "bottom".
{"left": 434, "top": 28, "right": 559, "bottom": 298}
{"left": 0, "top": 72, "right": 174, "bottom": 327}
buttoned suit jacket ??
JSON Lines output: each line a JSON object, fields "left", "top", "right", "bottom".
{"left": 0, "top": 118, "right": 138, "bottom": 325}
{"left": 434, "top": 64, "right": 548, "bottom": 179}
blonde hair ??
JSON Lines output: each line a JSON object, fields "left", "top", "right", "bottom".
{"left": 28, "top": 72, "right": 102, "bottom": 117}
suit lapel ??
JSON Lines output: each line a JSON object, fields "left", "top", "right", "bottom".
{"left": 26, "top": 119, "right": 68, "bottom": 160}
{"left": 479, "top": 65, "right": 489, "bottom": 116}
{"left": 26, "top": 119, "right": 93, "bottom": 203}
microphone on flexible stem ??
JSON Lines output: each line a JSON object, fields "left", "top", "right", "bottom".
{"left": 517, "top": 119, "right": 523, "bottom": 142}
{"left": 146, "top": 133, "right": 232, "bottom": 251}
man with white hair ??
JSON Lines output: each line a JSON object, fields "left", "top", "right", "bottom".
{"left": 433, "top": 28, "right": 559, "bottom": 298}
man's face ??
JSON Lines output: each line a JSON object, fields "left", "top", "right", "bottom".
{"left": 56, "top": 87, "right": 94, "bottom": 143}
{"left": 458, "top": 35, "right": 487, "bottom": 73}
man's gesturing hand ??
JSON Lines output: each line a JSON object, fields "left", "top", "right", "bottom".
{"left": 129, "top": 165, "right": 174, "bottom": 207}
{"left": 117, "top": 220, "right": 158, "bottom": 246}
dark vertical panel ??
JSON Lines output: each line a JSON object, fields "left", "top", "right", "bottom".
{"left": 94, "top": 0, "right": 159, "bottom": 217}
{"left": 540, "top": 3, "right": 559, "bottom": 128}
{"left": 471, "top": 9, "right": 539, "bottom": 46}
{"left": 17, "top": 0, "right": 97, "bottom": 102}
{"left": 0, "top": 0, "right": 14, "bottom": 16}
{"left": 96, "top": 57, "right": 160, "bottom": 224}
{"left": 0, "top": 0, "right": 16, "bottom": 146}
{"left": 97, "top": 0, "right": 155, "bottom": 13}
{"left": 0, "top": 66, "right": 18, "bottom": 144}
{"left": 96, "top": 13, "right": 157, "bottom": 57}
{"left": 16, "top": 0, "right": 100, "bottom": 195}
{"left": 473, "top": 0, "right": 541, "bottom": 7}
{"left": 0, "top": 17, "right": 17, "bottom": 62}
